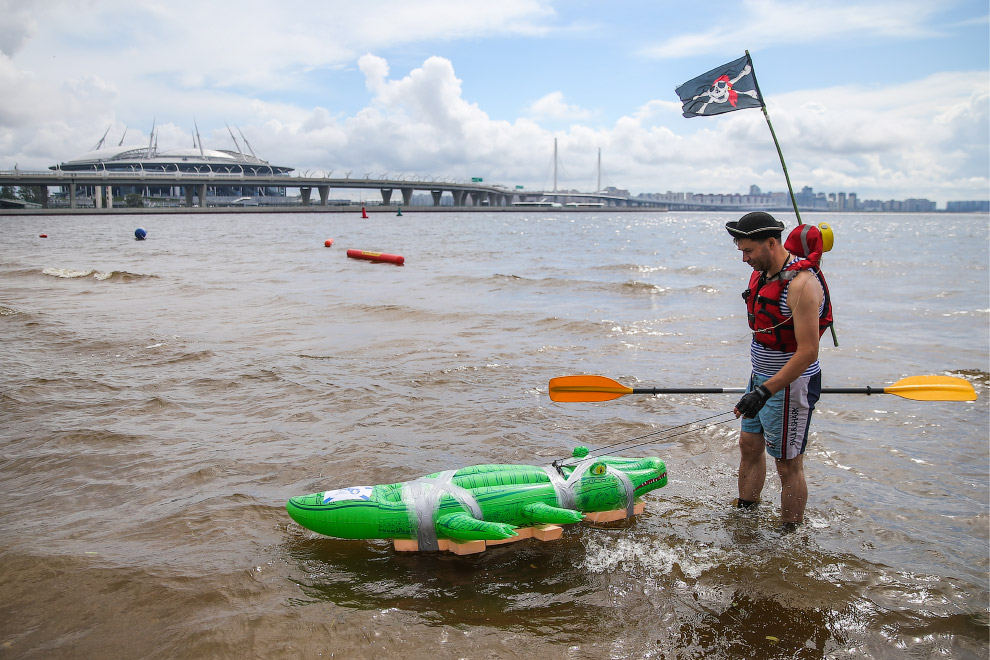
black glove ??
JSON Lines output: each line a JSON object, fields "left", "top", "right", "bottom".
{"left": 736, "top": 384, "right": 772, "bottom": 418}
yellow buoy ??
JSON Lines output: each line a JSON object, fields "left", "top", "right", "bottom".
{"left": 817, "top": 222, "right": 834, "bottom": 252}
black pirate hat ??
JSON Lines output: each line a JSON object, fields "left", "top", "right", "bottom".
{"left": 725, "top": 211, "right": 785, "bottom": 239}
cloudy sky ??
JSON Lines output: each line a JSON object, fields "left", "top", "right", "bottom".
{"left": 1, "top": 0, "right": 987, "bottom": 204}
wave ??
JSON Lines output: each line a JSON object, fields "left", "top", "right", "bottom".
{"left": 620, "top": 280, "right": 671, "bottom": 295}
{"left": 42, "top": 268, "right": 157, "bottom": 282}
{"left": 453, "top": 273, "right": 717, "bottom": 299}
{"left": 591, "top": 263, "right": 722, "bottom": 276}
{"left": 2, "top": 267, "right": 47, "bottom": 278}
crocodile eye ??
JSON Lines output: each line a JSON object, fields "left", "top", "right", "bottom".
{"left": 590, "top": 462, "right": 607, "bottom": 476}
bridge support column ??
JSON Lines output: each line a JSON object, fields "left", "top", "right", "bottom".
{"left": 401, "top": 188, "right": 413, "bottom": 206}
{"left": 300, "top": 187, "right": 312, "bottom": 205}
{"left": 105, "top": 186, "right": 113, "bottom": 208}
{"left": 380, "top": 188, "right": 393, "bottom": 205}
{"left": 431, "top": 190, "right": 443, "bottom": 206}
{"left": 184, "top": 187, "right": 194, "bottom": 207}
{"left": 453, "top": 190, "right": 466, "bottom": 206}
{"left": 69, "top": 182, "right": 76, "bottom": 209}
{"left": 318, "top": 186, "right": 329, "bottom": 206}
{"left": 198, "top": 184, "right": 207, "bottom": 207}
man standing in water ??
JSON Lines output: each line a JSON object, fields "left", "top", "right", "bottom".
{"left": 726, "top": 212, "right": 832, "bottom": 530}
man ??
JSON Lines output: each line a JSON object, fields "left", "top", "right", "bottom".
{"left": 726, "top": 211, "right": 833, "bottom": 530}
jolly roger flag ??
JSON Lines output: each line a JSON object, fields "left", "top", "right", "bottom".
{"left": 675, "top": 54, "right": 764, "bottom": 117}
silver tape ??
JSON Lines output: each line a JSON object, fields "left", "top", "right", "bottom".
{"left": 544, "top": 459, "right": 635, "bottom": 517}
{"left": 400, "top": 469, "right": 482, "bottom": 551}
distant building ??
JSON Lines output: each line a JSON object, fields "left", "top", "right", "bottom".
{"left": 946, "top": 200, "right": 990, "bottom": 212}
{"left": 902, "top": 198, "right": 937, "bottom": 212}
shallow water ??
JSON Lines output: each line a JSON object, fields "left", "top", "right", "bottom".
{"left": 1, "top": 210, "right": 987, "bottom": 659}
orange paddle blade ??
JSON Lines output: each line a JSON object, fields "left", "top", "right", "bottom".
{"left": 548, "top": 375, "right": 633, "bottom": 402}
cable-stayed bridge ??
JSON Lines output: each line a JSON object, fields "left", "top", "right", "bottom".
{"left": 0, "top": 169, "right": 668, "bottom": 210}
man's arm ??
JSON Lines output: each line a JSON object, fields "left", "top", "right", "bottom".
{"left": 761, "top": 270, "right": 824, "bottom": 395}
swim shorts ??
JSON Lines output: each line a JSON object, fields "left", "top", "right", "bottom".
{"left": 740, "top": 371, "right": 821, "bottom": 460}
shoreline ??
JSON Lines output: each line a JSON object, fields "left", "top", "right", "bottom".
{"left": 0, "top": 204, "right": 669, "bottom": 216}
{"left": 3, "top": 206, "right": 971, "bottom": 217}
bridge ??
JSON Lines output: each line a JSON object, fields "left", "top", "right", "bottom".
{"left": 0, "top": 169, "right": 667, "bottom": 210}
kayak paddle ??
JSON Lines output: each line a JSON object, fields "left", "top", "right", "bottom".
{"left": 548, "top": 374, "right": 977, "bottom": 403}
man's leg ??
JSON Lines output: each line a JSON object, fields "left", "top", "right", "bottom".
{"left": 738, "top": 430, "right": 767, "bottom": 503}
{"left": 773, "top": 372, "right": 816, "bottom": 524}
{"left": 775, "top": 454, "right": 807, "bottom": 523}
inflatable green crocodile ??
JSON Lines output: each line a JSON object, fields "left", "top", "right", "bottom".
{"left": 286, "top": 450, "right": 667, "bottom": 550}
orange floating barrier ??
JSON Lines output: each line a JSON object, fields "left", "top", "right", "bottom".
{"left": 346, "top": 249, "right": 404, "bottom": 266}
{"left": 324, "top": 239, "right": 334, "bottom": 247}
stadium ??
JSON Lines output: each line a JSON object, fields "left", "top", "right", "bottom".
{"left": 49, "top": 123, "right": 294, "bottom": 203}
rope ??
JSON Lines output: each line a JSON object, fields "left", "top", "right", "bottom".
{"left": 554, "top": 410, "right": 737, "bottom": 467}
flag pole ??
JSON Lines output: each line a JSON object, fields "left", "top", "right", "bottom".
{"left": 747, "top": 52, "right": 836, "bottom": 345}
{"left": 746, "top": 50, "right": 802, "bottom": 226}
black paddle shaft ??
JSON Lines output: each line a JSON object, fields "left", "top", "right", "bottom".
{"left": 632, "top": 387, "right": 743, "bottom": 395}
{"left": 631, "top": 387, "right": 884, "bottom": 395}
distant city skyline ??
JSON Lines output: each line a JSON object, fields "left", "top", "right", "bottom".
{"left": 635, "top": 184, "right": 947, "bottom": 212}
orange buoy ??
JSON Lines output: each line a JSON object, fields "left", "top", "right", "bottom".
{"left": 324, "top": 239, "right": 334, "bottom": 247}
{"left": 39, "top": 234, "right": 48, "bottom": 238}
{"left": 346, "top": 249, "right": 404, "bottom": 266}
{"left": 361, "top": 206, "right": 369, "bottom": 219}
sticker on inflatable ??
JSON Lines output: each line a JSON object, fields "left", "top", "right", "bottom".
{"left": 322, "top": 486, "right": 373, "bottom": 504}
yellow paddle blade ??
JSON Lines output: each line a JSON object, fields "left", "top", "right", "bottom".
{"left": 548, "top": 375, "right": 632, "bottom": 402}
{"left": 885, "top": 375, "right": 977, "bottom": 401}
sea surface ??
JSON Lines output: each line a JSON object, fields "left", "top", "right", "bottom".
{"left": 1, "top": 210, "right": 987, "bottom": 659}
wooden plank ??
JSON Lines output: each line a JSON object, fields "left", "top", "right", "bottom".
{"left": 583, "top": 501, "right": 646, "bottom": 523}
{"left": 393, "top": 538, "right": 452, "bottom": 552}
{"left": 447, "top": 539, "right": 486, "bottom": 555}
{"left": 485, "top": 527, "right": 533, "bottom": 546}
{"left": 533, "top": 524, "right": 563, "bottom": 541}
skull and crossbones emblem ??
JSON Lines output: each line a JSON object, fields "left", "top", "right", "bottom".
{"left": 691, "top": 64, "right": 760, "bottom": 115}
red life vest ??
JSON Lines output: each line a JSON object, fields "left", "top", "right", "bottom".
{"left": 744, "top": 225, "right": 834, "bottom": 353}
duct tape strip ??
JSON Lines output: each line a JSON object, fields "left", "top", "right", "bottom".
{"left": 606, "top": 466, "right": 635, "bottom": 517}
{"left": 543, "top": 458, "right": 633, "bottom": 516}
{"left": 400, "top": 469, "right": 483, "bottom": 552}
{"left": 543, "top": 459, "right": 591, "bottom": 510}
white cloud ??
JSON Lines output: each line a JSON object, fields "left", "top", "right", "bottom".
{"left": 0, "top": 0, "right": 37, "bottom": 56}
{"left": 11, "top": 0, "right": 559, "bottom": 95}
{"left": 237, "top": 55, "right": 985, "bottom": 203}
{"left": 527, "top": 91, "right": 592, "bottom": 120}
{"left": 641, "top": 0, "right": 945, "bottom": 58}
{"left": 359, "top": 54, "right": 390, "bottom": 94}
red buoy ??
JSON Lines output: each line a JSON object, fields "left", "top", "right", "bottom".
{"left": 39, "top": 234, "right": 48, "bottom": 238}
{"left": 361, "top": 206, "right": 369, "bottom": 219}
{"left": 346, "top": 249, "right": 404, "bottom": 266}
{"left": 324, "top": 239, "right": 334, "bottom": 247}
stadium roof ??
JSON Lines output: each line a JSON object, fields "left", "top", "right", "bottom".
{"left": 51, "top": 126, "right": 293, "bottom": 175}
